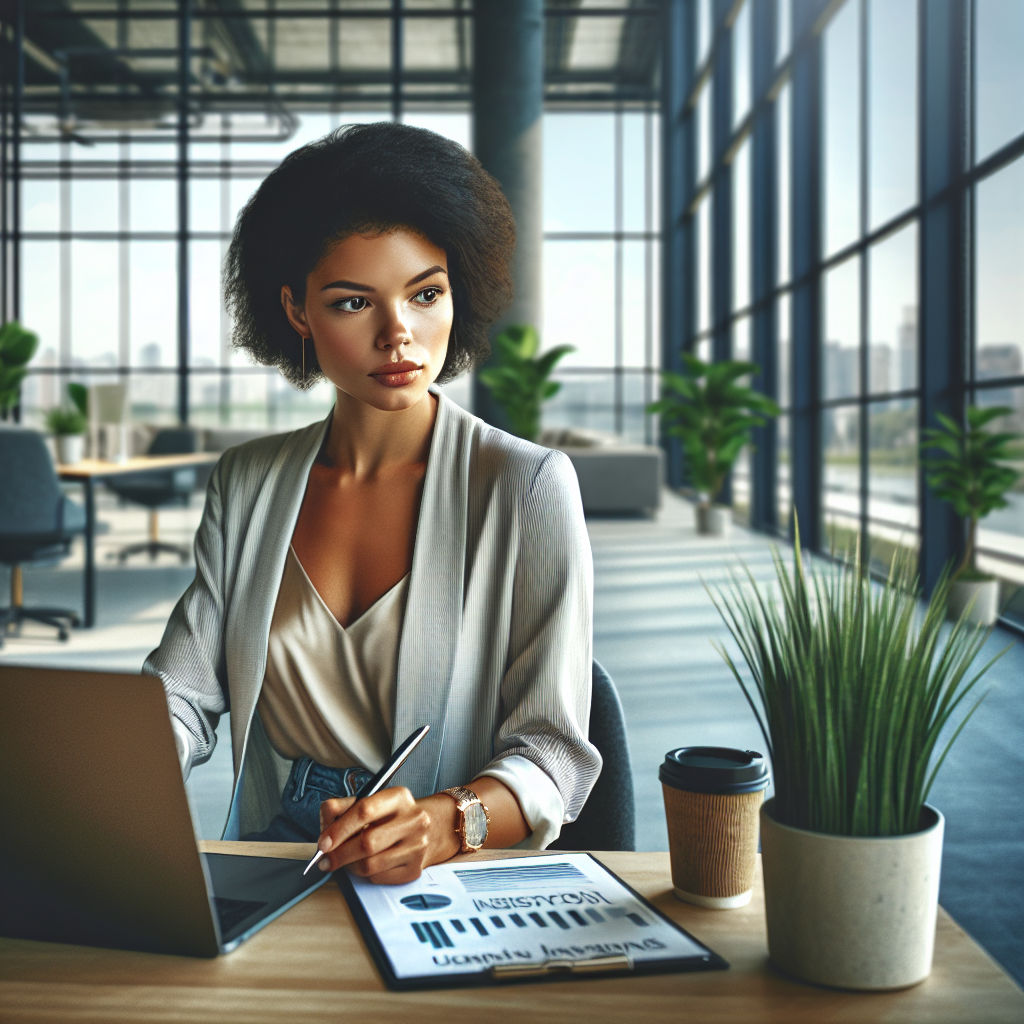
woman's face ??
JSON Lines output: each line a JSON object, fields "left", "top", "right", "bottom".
{"left": 281, "top": 228, "right": 452, "bottom": 412}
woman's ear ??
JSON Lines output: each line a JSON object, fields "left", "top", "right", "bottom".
{"left": 281, "top": 285, "right": 311, "bottom": 338}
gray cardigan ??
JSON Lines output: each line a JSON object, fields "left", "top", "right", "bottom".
{"left": 143, "top": 392, "right": 600, "bottom": 844}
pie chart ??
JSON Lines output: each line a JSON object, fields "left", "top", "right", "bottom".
{"left": 400, "top": 893, "right": 452, "bottom": 911}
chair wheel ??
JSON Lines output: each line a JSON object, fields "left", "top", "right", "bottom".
{"left": 69, "top": 615, "right": 81, "bottom": 627}
{"left": 58, "top": 630, "right": 69, "bottom": 642}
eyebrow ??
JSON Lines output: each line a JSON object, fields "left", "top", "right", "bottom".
{"left": 319, "top": 265, "right": 448, "bottom": 293}
{"left": 405, "top": 265, "right": 448, "bottom": 287}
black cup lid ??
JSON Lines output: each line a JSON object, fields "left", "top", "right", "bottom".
{"left": 659, "top": 746, "right": 770, "bottom": 794}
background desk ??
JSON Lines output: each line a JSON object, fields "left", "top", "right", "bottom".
{"left": 58, "top": 454, "right": 219, "bottom": 627}
{"left": 1, "top": 845, "right": 1020, "bottom": 1023}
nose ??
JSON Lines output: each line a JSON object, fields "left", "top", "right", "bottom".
{"left": 376, "top": 301, "right": 413, "bottom": 352}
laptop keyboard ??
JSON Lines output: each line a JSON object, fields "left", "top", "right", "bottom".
{"left": 214, "top": 896, "right": 268, "bottom": 936}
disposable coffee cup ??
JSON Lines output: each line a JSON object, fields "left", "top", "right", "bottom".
{"left": 660, "top": 746, "right": 770, "bottom": 909}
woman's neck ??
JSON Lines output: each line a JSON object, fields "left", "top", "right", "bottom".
{"left": 321, "top": 388, "right": 438, "bottom": 478}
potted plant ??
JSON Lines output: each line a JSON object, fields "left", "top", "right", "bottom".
{"left": 45, "top": 405, "right": 88, "bottom": 465}
{"left": 648, "top": 354, "right": 778, "bottom": 537}
{"left": 478, "top": 324, "right": 573, "bottom": 442}
{"left": 921, "top": 405, "right": 1021, "bottom": 627}
{"left": 710, "top": 531, "right": 1004, "bottom": 990}
{"left": 0, "top": 320, "right": 39, "bottom": 420}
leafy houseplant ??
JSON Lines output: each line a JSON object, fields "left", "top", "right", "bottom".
{"left": 0, "top": 320, "right": 39, "bottom": 418}
{"left": 648, "top": 354, "right": 778, "bottom": 535}
{"left": 921, "top": 406, "right": 1021, "bottom": 625}
{"left": 45, "top": 406, "right": 87, "bottom": 438}
{"left": 710, "top": 530, "right": 1004, "bottom": 988}
{"left": 478, "top": 324, "right": 573, "bottom": 442}
{"left": 45, "top": 395, "right": 88, "bottom": 465}
{"left": 68, "top": 381, "right": 89, "bottom": 419}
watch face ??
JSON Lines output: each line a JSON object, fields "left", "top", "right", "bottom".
{"left": 463, "top": 801, "right": 488, "bottom": 848}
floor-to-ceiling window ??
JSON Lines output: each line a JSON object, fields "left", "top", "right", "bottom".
{"left": 3, "top": 2, "right": 662, "bottom": 442}
{"left": 662, "top": 0, "right": 1023, "bottom": 625}
{"left": 970, "top": 0, "right": 1024, "bottom": 603}
{"left": 542, "top": 108, "right": 660, "bottom": 444}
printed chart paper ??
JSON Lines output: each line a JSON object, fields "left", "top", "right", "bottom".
{"left": 345, "top": 854, "right": 717, "bottom": 982}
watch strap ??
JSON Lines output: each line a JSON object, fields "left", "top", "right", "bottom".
{"left": 441, "top": 786, "right": 488, "bottom": 852}
{"left": 442, "top": 785, "right": 480, "bottom": 812}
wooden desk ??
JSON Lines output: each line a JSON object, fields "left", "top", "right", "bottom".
{"left": 58, "top": 454, "right": 220, "bottom": 627}
{"left": 1, "top": 844, "right": 1020, "bottom": 1023}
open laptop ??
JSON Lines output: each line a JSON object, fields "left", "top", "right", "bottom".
{"left": 0, "top": 664, "right": 331, "bottom": 956}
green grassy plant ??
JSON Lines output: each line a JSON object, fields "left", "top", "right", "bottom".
{"left": 478, "top": 324, "right": 573, "bottom": 442}
{"left": 709, "top": 526, "right": 1005, "bottom": 836}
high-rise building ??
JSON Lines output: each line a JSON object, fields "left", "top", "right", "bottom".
{"left": 897, "top": 306, "right": 917, "bottom": 392}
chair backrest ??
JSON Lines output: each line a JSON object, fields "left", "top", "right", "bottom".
{"left": 148, "top": 427, "right": 198, "bottom": 456}
{"left": 0, "top": 427, "right": 63, "bottom": 534}
{"left": 548, "top": 660, "right": 636, "bottom": 852}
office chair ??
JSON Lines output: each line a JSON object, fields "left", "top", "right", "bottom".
{"left": 549, "top": 660, "right": 636, "bottom": 852}
{"left": 105, "top": 427, "right": 199, "bottom": 564}
{"left": 0, "top": 427, "right": 86, "bottom": 645}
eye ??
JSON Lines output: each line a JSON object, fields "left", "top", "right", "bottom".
{"left": 335, "top": 296, "right": 368, "bottom": 312}
{"left": 413, "top": 287, "right": 442, "bottom": 305}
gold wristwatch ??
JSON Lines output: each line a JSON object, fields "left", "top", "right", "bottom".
{"left": 442, "top": 786, "right": 490, "bottom": 852}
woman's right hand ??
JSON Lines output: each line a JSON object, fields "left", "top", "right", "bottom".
{"left": 316, "top": 786, "right": 460, "bottom": 885}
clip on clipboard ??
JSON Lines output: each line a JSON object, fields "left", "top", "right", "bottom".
{"left": 492, "top": 954, "right": 632, "bottom": 979}
{"left": 337, "top": 853, "right": 728, "bottom": 991}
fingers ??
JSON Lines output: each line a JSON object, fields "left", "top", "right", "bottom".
{"left": 319, "top": 796, "right": 356, "bottom": 833}
{"left": 318, "top": 786, "right": 416, "bottom": 856}
{"left": 329, "top": 812, "right": 431, "bottom": 873}
{"left": 346, "top": 832, "right": 430, "bottom": 881}
{"left": 316, "top": 787, "right": 433, "bottom": 881}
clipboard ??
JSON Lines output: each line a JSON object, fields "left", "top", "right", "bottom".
{"left": 336, "top": 853, "right": 729, "bottom": 991}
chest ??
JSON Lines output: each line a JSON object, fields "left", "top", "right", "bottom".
{"left": 290, "top": 465, "right": 426, "bottom": 628}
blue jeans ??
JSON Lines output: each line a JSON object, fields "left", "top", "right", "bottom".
{"left": 242, "top": 757, "right": 373, "bottom": 843}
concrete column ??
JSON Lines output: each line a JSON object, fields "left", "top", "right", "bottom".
{"left": 471, "top": 0, "right": 544, "bottom": 427}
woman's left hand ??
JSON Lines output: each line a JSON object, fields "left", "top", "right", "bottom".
{"left": 316, "top": 787, "right": 460, "bottom": 885}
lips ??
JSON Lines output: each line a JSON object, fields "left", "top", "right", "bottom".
{"left": 369, "top": 361, "right": 423, "bottom": 388}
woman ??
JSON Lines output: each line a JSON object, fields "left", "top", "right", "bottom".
{"left": 145, "top": 122, "right": 599, "bottom": 886}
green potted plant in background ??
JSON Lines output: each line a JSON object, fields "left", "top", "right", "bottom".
{"left": 478, "top": 324, "right": 574, "bottom": 442}
{"left": 45, "top": 386, "right": 88, "bottom": 465}
{"left": 710, "top": 530, "right": 1005, "bottom": 990}
{"left": 921, "top": 405, "right": 1021, "bottom": 627}
{"left": 0, "top": 320, "right": 39, "bottom": 420}
{"left": 648, "top": 353, "right": 778, "bottom": 537}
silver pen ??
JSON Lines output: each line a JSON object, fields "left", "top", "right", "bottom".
{"left": 302, "top": 724, "right": 430, "bottom": 876}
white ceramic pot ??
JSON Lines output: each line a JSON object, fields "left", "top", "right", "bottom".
{"left": 56, "top": 434, "right": 85, "bottom": 465}
{"left": 947, "top": 578, "right": 1000, "bottom": 627}
{"left": 696, "top": 503, "right": 731, "bottom": 537}
{"left": 760, "top": 798, "right": 944, "bottom": 990}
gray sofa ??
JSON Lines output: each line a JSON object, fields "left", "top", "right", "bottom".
{"left": 540, "top": 429, "right": 664, "bottom": 517}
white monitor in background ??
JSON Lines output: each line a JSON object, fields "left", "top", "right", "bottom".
{"left": 88, "top": 382, "right": 129, "bottom": 462}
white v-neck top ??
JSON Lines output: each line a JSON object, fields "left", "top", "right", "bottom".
{"left": 257, "top": 545, "right": 409, "bottom": 771}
